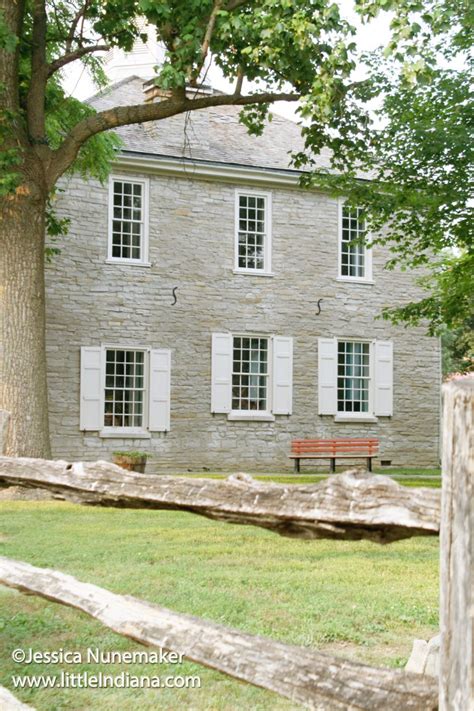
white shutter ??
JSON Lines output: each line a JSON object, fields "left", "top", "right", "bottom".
{"left": 80, "top": 347, "right": 102, "bottom": 430}
{"left": 318, "top": 338, "right": 337, "bottom": 415}
{"left": 211, "top": 333, "right": 232, "bottom": 413}
{"left": 149, "top": 349, "right": 171, "bottom": 431}
{"left": 374, "top": 340, "right": 393, "bottom": 416}
{"left": 272, "top": 336, "right": 293, "bottom": 414}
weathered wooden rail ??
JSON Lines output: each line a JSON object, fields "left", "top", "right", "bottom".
{"left": 0, "top": 460, "right": 440, "bottom": 543}
{"left": 0, "top": 377, "right": 472, "bottom": 710}
{"left": 0, "top": 557, "right": 438, "bottom": 711}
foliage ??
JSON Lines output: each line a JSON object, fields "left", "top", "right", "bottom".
{"left": 112, "top": 450, "right": 149, "bottom": 459}
{"left": 297, "top": 58, "right": 473, "bottom": 332}
{"left": 441, "top": 317, "right": 474, "bottom": 376}
{"left": 292, "top": 0, "right": 473, "bottom": 334}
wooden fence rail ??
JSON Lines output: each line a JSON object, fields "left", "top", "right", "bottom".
{"left": 0, "top": 376, "right": 471, "bottom": 710}
{"left": 0, "top": 556, "right": 438, "bottom": 711}
{"left": 0, "top": 460, "right": 440, "bottom": 543}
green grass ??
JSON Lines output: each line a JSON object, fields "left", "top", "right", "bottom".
{"left": 0, "top": 499, "right": 439, "bottom": 710}
{"left": 174, "top": 469, "right": 442, "bottom": 488}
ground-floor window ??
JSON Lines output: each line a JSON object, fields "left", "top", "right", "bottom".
{"left": 80, "top": 346, "right": 171, "bottom": 434}
{"left": 104, "top": 348, "right": 146, "bottom": 428}
{"left": 337, "top": 341, "right": 371, "bottom": 413}
{"left": 232, "top": 336, "right": 269, "bottom": 412}
{"left": 318, "top": 337, "right": 393, "bottom": 418}
{"left": 211, "top": 333, "right": 293, "bottom": 417}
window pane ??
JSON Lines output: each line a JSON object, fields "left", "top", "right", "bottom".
{"left": 232, "top": 336, "right": 268, "bottom": 411}
{"left": 237, "top": 194, "right": 267, "bottom": 271}
{"left": 337, "top": 341, "right": 371, "bottom": 413}
{"left": 341, "top": 205, "right": 366, "bottom": 278}
{"left": 104, "top": 349, "right": 145, "bottom": 428}
{"left": 110, "top": 181, "right": 144, "bottom": 261}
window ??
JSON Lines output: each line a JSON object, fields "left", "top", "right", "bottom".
{"left": 318, "top": 337, "right": 393, "bottom": 418}
{"left": 337, "top": 341, "right": 370, "bottom": 413}
{"left": 80, "top": 346, "right": 171, "bottom": 434}
{"left": 108, "top": 177, "right": 149, "bottom": 263}
{"left": 211, "top": 333, "right": 293, "bottom": 418}
{"left": 232, "top": 336, "right": 269, "bottom": 412}
{"left": 104, "top": 349, "right": 146, "bottom": 428}
{"left": 235, "top": 191, "right": 271, "bottom": 273}
{"left": 339, "top": 204, "right": 372, "bottom": 281}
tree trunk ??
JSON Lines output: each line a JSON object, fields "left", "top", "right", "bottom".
{"left": 0, "top": 187, "right": 51, "bottom": 457}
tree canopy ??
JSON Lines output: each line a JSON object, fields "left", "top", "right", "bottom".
{"left": 295, "top": 0, "right": 473, "bottom": 337}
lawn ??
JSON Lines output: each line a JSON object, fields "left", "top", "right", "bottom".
{"left": 0, "top": 476, "right": 440, "bottom": 710}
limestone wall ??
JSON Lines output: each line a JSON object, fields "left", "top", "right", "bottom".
{"left": 45, "top": 171, "right": 441, "bottom": 470}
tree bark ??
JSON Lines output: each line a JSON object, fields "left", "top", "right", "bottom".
{"left": 0, "top": 185, "right": 51, "bottom": 457}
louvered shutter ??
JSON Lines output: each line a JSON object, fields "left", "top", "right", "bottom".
{"left": 211, "top": 333, "right": 232, "bottom": 413}
{"left": 318, "top": 338, "right": 337, "bottom": 415}
{"left": 374, "top": 341, "right": 393, "bottom": 416}
{"left": 149, "top": 349, "right": 171, "bottom": 431}
{"left": 80, "top": 347, "right": 102, "bottom": 430}
{"left": 272, "top": 337, "right": 293, "bottom": 414}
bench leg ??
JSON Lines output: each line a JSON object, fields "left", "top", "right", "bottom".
{"left": 294, "top": 458, "right": 300, "bottom": 473}
{"left": 330, "top": 458, "right": 336, "bottom": 474}
{"left": 367, "top": 457, "right": 372, "bottom": 472}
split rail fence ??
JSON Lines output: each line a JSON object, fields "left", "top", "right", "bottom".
{"left": 0, "top": 377, "right": 472, "bottom": 710}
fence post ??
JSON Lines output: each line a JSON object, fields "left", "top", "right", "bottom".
{"left": 0, "top": 410, "right": 10, "bottom": 455}
{"left": 440, "top": 376, "right": 473, "bottom": 711}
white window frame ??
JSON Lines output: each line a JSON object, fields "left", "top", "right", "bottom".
{"left": 335, "top": 338, "right": 375, "bottom": 421}
{"left": 100, "top": 344, "right": 150, "bottom": 437}
{"left": 233, "top": 189, "right": 273, "bottom": 276}
{"left": 107, "top": 175, "right": 150, "bottom": 266}
{"left": 337, "top": 199, "right": 373, "bottom": 284}
{"left": 228, "top": 333, "right": 275, "bottom": 421}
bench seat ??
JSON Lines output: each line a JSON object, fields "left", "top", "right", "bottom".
{"left": 290, "top": 438, "right": 379, "bottom": 473}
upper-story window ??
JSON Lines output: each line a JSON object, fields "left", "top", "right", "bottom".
{"left": 339, "top": 203, "right": 372, "bottom": 282}
{"left": 235, "top": 190, "right": 272, "bottom": 274}
{"left": 108, "top": 177, "right": 149, "bottom": 264}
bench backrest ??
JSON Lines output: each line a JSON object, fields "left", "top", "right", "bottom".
{"left": 291, "top": 438, "right": 379, "bottom": 456}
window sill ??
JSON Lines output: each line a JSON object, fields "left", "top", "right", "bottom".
{"left": 99, "top": 430, "right": 151, "bottom": 439}
{"left": 334, "top": 415, "right": 378, "bottom": 423}
{"left": 227, "top": 413, "right": 275, "bottom": 422}
{"left": 233, "top": 269, "right": 274, "bottom": 278}
{"left": 105, "top": 259, "right": 152, "bottom": 268}
{"left": 336, "top": 277, "right": 374, "bottom": 285}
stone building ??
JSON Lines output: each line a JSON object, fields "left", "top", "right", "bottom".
{"left": 47, "top": 75, "right": 441, "bottom": 471}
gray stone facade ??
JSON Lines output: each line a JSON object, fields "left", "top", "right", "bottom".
{"left": 44, "top": 78, "right": 441, "bottom": 471}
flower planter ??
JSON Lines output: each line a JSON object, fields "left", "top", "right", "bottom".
{"left": 112, "top": 452, "right": 148, "bottom": 474}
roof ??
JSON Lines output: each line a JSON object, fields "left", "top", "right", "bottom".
{"left": 89, "top": 76, "right": 332, "bottom": 172}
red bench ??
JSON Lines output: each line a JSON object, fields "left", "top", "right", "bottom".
{"left": 289, "top": 438, "right": 379, "bottom": 473}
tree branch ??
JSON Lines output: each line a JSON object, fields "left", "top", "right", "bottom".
{"left": 234, "top": 66, "right": 245, "bottom": 96}
{"left": 48, "top": 90, "right": 301, "bottom": 186}
{"left": 65, "top": 1, "right": 91, "bottom": 54}
{"left": 47, "top": 43, "right": 110, "bottom": 76}
{"left": 192, "top": 0, "right": 223, "bottom": 81}
{"left": 27, "top": 0, "right": 48, "bottom": 142}
{"left": 226, "top": 0, "right": 251, "bottom": 10}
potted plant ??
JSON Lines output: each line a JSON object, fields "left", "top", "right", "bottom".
{"left": 112, "top": 450, "right": 149, "bottom": 474}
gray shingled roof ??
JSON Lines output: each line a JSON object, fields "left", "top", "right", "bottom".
{"left": 89, "top": 76, "right": 331, "bottom": 171}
